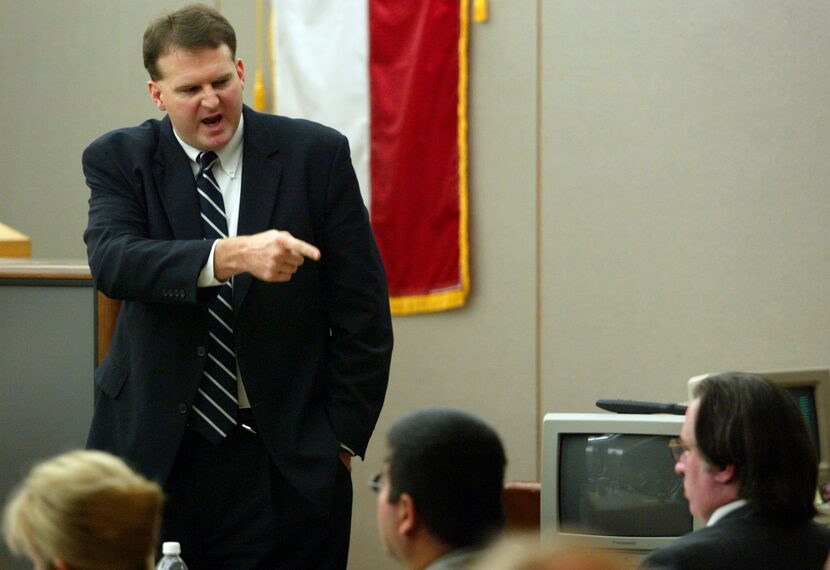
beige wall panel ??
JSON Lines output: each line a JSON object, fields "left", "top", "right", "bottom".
{"left": 541, "top": 1, "right": 830, "bottom": 417}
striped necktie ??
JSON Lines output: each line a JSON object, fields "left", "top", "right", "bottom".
{"left": 189, "top": 151, "right": 239, "bottom": 444}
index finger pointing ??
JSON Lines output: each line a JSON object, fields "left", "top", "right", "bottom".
{"left": 287, "top": 237, "right": 321, "bottom": 261}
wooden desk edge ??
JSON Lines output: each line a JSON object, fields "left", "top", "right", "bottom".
{"left": 0, "top": 259, "right": 91, "bottom": 280}
{"left": 0, "top": 259, "right": 122, "bottom": 366}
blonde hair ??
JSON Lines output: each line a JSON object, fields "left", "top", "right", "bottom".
{"left": 3, "top": 450, "right": 163, "bottom": 570}
{"left": 475, "top": 534, "right": 627, "bottom": 570}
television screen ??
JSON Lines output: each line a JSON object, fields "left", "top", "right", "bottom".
{"left": 558, "top": 432, "right": 691, "bottom": 537}
{"left": 785, "top": 386, "right": 820, "bottom": 457}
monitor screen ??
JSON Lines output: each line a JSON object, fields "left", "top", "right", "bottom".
{"left": 558, "top": 433, "right": 691, "bottom": 537}
{"left": 542, "top": 413, "right": 700, "bottom": 554}
{"left": 785, "top": 386, "right": 821, "bottom": 457}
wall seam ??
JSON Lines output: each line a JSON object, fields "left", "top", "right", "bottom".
{"left": 535, "top": 0, "right": 544, "bottom": 482}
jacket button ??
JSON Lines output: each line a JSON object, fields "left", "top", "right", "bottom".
{"left": 197, "top": 346, "right": 206, "bottom": 357}
{"left": 178, "top": 403, "right": 188, "bottom": 414}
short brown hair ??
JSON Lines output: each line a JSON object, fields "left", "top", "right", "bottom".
{"left": 387, "top": 408, "right": 506, "bottom": 548}
{"left": 3, "top": 450, "right": 163, "bottom": 570}
{"left": 143, "top": 4, "right": 237, "bottom": 80}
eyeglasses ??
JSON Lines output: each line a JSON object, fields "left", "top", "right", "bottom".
{"left": 368, "top": 471, "right": 383, "bottom": 492}
{"left": 668, "top": 437, "right": 694, "bottom": 461}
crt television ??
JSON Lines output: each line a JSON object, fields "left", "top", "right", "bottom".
{"left": 541, "top": 413, "right": 701, "bottom": 558}
{"left": 688, "top": 368, "right": 830, "bottom": 486}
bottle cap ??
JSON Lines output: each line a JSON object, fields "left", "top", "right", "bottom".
{"left": 162, "top": 542, "right": 181, "bottom": 555}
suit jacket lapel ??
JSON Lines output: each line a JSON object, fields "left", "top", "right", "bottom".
{"left": 234, "top": 106, "right": 283, "bottom": 312}
{"left": 153, "top": 117, "right": 204, "bottom": 240}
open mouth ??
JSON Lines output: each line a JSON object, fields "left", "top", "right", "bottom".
{"left": 202, "top": 115, "right": 222, "bottom": 126}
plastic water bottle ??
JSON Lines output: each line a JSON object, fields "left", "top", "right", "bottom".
{"left": 156, "top": 542, "right": 189, "bottom": 570}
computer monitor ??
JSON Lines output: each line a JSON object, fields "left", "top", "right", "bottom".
{"left": 541, "top": 413, "right": 702, "bottom": 561}
{"left": 687, "top": 368, "right": 830, "bottom": 485}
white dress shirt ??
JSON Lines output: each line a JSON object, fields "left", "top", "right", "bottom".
{"left": 707, "top": 498, "right": 748, "bottom": 526}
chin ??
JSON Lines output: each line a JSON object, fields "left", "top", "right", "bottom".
{"left": 201, "top": 138, "right": 229, "bottom": 152}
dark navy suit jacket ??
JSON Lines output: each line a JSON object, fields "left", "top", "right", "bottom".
{"left": 83, "top": 105, "right": 393, "bottom": 513}
{"left": 642, "top": 505, "right": 830, "bottom": 570}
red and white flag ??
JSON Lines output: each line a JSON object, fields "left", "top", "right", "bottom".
{"left": 272, "top": 0, "right": 471, "bottom": 315}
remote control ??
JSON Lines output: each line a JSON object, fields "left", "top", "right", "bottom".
{"left": 595, "top": 399, "right": 687, "bottom": 415}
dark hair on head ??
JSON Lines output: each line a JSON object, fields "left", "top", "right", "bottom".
{"left": 143, "top": 4, "right": 236, "bottom": 80}
{"left": 693, "top": 372, "right": 818, "bottom": 522}
{"left": 386, "top": 408, "right": 507, "bottom": 548}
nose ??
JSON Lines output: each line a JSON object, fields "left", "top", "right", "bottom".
{"left": 202, "top": 88, "right": 219, "bottom": 108}
{"left": 675, "top": 458, "right": 685, "bottom": 475}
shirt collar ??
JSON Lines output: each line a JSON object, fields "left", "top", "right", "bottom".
{"left": 707, "top": 498, "right": 748, "bottom": 526}
{"left": 172, "top": 114, "right": 244, "bottom": 179}
{"left": 424, "top": 547, "right": 481, "bottom": 570}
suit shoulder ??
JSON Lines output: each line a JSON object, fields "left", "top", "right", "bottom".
{"left": 643, "top": 517, "right": 830, "bottom": 569}
{"left": 280, "top": 115, "right": 342, "bottom": 139}
{"left": 253, "top": 110, "right": 346, "bottom": 143}
{"left": 641, "top": 527, "right": 720, "bottom": 568}
{"left": 803, "top": 519, "right": 830, "bottom": 541}
{"left": 84, "top": 119, "right": 163, "bottom": 163}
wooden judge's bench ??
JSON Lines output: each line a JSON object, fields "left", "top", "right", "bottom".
{"left": 0, "top": 222, "right": 31, "bottom": 258}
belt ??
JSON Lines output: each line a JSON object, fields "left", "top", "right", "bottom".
{"left": 238, "top": 408, "right": 257, "bottom": 435}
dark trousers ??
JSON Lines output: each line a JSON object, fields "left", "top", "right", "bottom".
{"left": 160, "top": 417, "right": 352, "bottom": 569}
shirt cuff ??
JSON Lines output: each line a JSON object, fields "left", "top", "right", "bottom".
{"left": 198, "top": 240, "right": 223, "bottom": 287}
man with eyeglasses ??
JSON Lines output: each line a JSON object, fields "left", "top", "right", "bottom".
{"left": 371, "top": 408, "right": 507, "bottom": 570}
{"left": 642, "top": 372, "right": 830, "bottom": 569}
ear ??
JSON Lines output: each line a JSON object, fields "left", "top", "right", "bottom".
{"left": 713, "top": 463, "right": 737, "bottom": 485}
{"left": 236, "top": 58, "right": 246, "bottom": 88}
{"left": 148, "top": 80, "right": 166, "bottom": 112}
{"left": 396, "top": 492, "right": 418, "bottom": 538}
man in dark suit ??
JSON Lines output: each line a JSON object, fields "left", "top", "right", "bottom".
{"left": 373, "top": 408, "right": 506, "bottom": 570}
{"left": 642, "top": 372, "right": 830, "bottom": 570}
{"left": 82, "top": 5, "right": 393, "bottom": 569}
